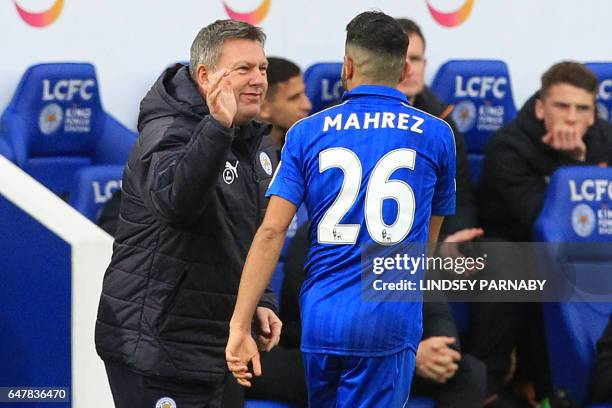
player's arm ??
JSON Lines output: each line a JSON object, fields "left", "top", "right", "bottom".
{"left": 428, "top": 215, "right": 445, "bottom": 255}
{"left": 226, "top": 195, "right": 297, "bottom": 386}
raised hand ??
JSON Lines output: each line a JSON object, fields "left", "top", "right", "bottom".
{"left": 201, "top": 68, "right": 237, "bottom": 128}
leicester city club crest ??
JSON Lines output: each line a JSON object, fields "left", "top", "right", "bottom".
{"left": 259, "top": 151, "right": 273, "bottom": 176}
{"left": 39, "top": 103, "right": 63, "bottom": 135}
{"left": 155, "top": 397, "right": 177, "bottom": 408}
{"left": 571, "top": 203, "right": 596, "bottom": 237}
{"left": 452, "top": 100, "right": 477, "bottom": 133}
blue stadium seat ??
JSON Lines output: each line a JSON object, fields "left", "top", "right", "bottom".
{"left": 0, "top": 137, "right": 14, "bottom": 162}
{"left": 585, "top": 62, "right": 612, "bottom": 123}
{"left": 68, "top": 164, "right": 123, "bottom": 222}
{"left": 431, "top": 60, "right": 516, "bottom": 183}
{"left": 534, "top": 166, "right": 612, "bottom": 405}
{"left": 0, "top": 63, "right": 136, "bottom": 199}
{"left": 303, "top": 62, "right": 344, "bottom": 114}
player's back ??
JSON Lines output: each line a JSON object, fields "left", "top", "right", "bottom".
{"left": 268, "top": 85, "right": 456, "bottom": 356}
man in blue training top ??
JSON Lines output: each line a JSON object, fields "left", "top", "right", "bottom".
{"left": 225, "top": 10, "right": 456, "bottom": 407}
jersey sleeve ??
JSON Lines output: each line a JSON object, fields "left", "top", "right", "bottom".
{"left": 431, "top": 122, "right": 457, "bottom": 216}
{"left": 266, "top": 125, "right": 306, "bottom": 207}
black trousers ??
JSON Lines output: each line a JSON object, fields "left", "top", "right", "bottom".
{"left": 104, "top": 360, "right": 244, "bottom": 408}
{"left": 411, "top": 353, "right": 487, "bottom": 408}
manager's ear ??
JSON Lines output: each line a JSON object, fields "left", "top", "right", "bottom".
{"left": 196, "top": 64, "right": 211, "bottom": 90}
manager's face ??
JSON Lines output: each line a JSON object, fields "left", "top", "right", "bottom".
{"left": 214, "top": 39, "right": 269, "bottom": 124}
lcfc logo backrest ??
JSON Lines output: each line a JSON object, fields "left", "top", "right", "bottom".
{"left": 564, "top": 170, "right": 612, "bottom": 239}
{"left": 304, "top": 62, "right": 344, "bottom": 114}
{"left": 42, "top": 79, "right": 96, "bottom": 102}
{"left": 38, "top": 77, "right": 98, "bottom": 139}
{"left": 599, "top": 79, "right": 612, "bottom": 101}
{"left": 431, "top": 60, "right": 517, "bottom": 153}
{"left": 454, "top": 76, "right": 508, "bottom": 99}
{"left": 585, "top": 62, "right": 612, "bottom": 122}
{"left": 11, "top": 63, "right": 103, "bottom": 158}
{"left": 92, "top": 179, "right": 122, "bottom": 204}
{"left": 569, "top": 179, "right": 612, "bottom": 203}
{"left": 320, "top": 78, "right": 343, "bottom": 103}
{"left": 596, "top": 79, "right": 612, "bottom": 121}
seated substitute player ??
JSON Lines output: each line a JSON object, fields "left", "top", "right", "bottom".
{"left": 259, "top": 56, "right": 312, "bottom": 148}
{"left": 225, "top": 11, "right": 456, "bottom": 407}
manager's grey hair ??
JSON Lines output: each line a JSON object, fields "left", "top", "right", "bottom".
{"left": 189, "top": 19, "right": 266, "bottom": 80}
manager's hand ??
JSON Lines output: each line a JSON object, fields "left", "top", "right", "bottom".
{"left": 254, "top": 306, "right": 282, "bottom": 352}
{"left": 226, "top": 327, "right": 260, "bottom": 388}
{"left": 201, "top": 68, "right": 237, "bottom": 128}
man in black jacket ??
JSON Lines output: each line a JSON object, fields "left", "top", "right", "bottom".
{"left": 478, "top": 62, "right": 612, "bottom": 405}
{"left": 396, "top": 18, "right": 480, "bottom": 238}
{"left": 395, "top": 18, "right": 490, "bottom": 406}
{"left": 95, "top": 20, "right": 281, "bottom": 408}
{"left": 481, "top": 61, "right": 612, "bottom": 241}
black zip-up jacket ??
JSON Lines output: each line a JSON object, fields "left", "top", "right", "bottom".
{"left": 95, "top": 64, "right": 278, "bottom": 384}
{"left": 479, "top": 92, "right": 612, "bottom": 241}
{"left": 413, "top": 86, "right": 478, "bottom": 234}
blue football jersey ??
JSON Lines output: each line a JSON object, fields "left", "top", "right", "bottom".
{"left": 266, "top": 85, "right": 456, "bottom": 356}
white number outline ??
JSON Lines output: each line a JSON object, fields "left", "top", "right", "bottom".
{"left": 365, "top": 149, "right": 416, "bottom": 244}
{"left": 317, "top": 148, "right": 362, "bottom": 244}
{"left": 317, "top": 147, "right": 417, "bottom": 245}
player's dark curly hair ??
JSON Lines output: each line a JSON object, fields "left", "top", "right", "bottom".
{"left": 345, "top": 11, "right": 408, "bottom": 83}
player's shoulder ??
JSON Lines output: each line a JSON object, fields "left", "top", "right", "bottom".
{"left": 400, "top": 102, "right": 454, "bottom": 134}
